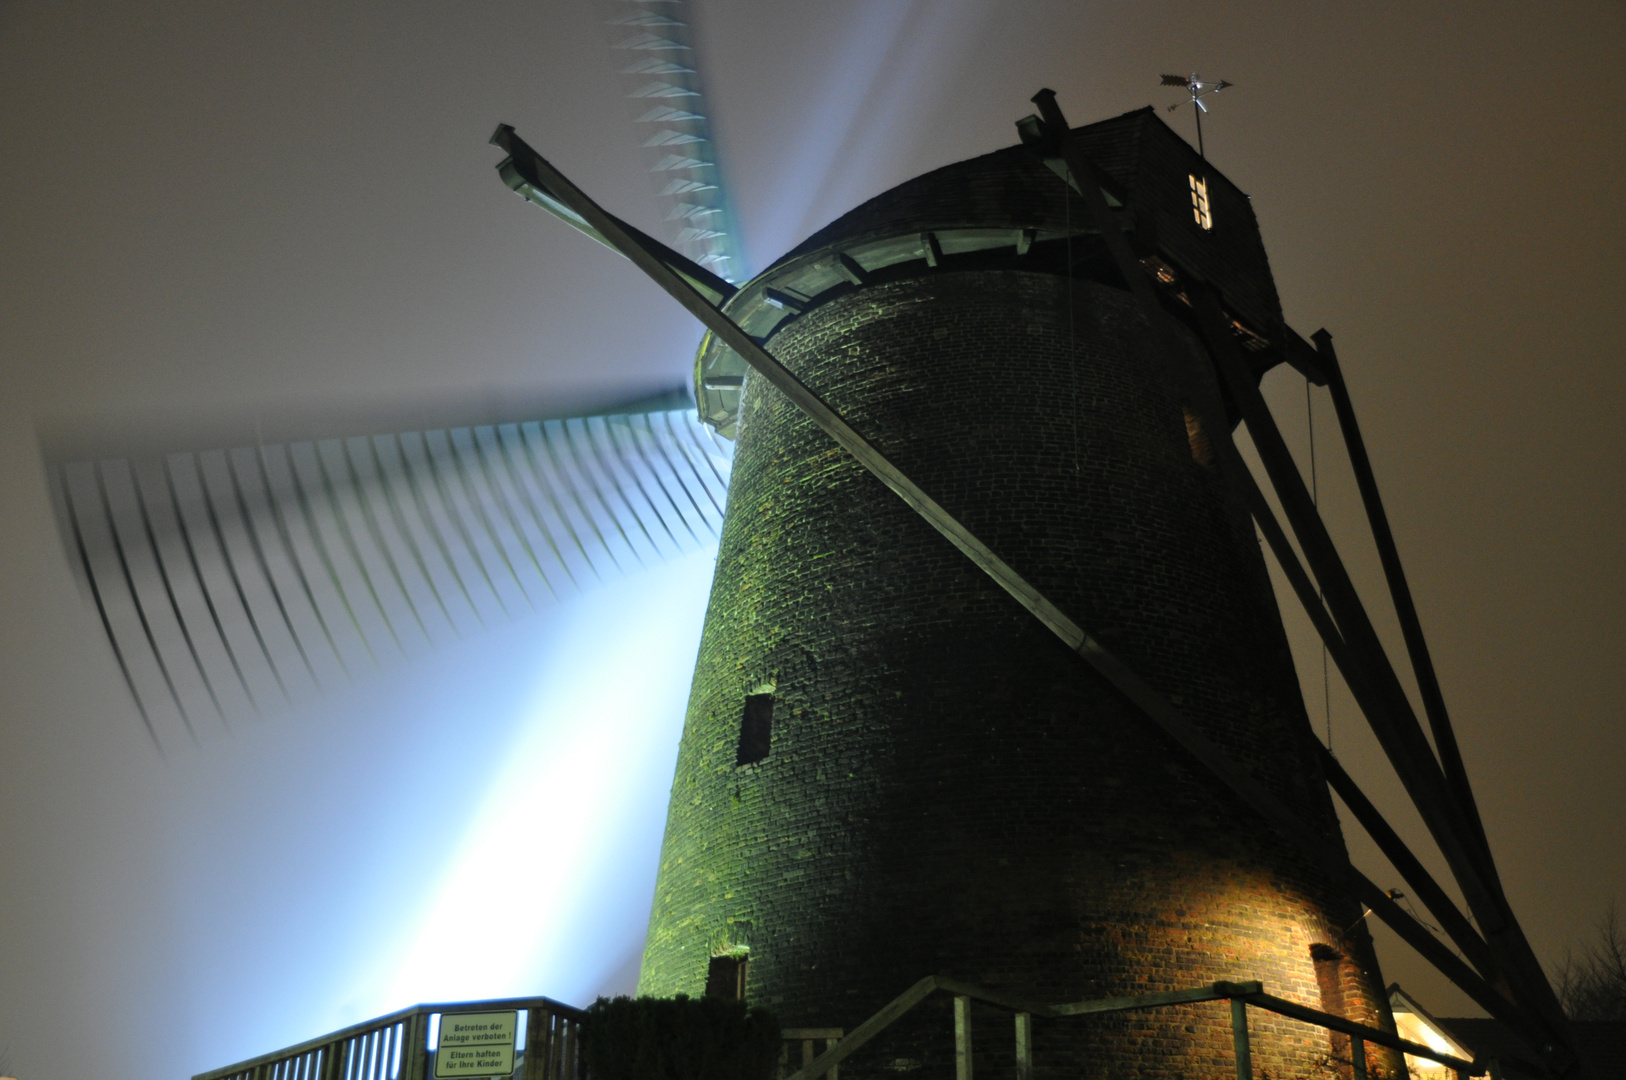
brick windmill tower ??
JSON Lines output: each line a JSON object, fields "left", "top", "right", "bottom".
{"left": 634, "top": 103, "right": 1392, "bottom": 1079}
{"left": 492, "top": 85, "right": 1581, "bottom": 1080}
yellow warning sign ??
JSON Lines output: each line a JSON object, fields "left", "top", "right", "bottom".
{"left": 434, "top": 1011, "right": 517, "bottom": 1078}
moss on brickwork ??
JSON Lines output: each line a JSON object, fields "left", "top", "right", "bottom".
{"left": 640, "top": 269, "right": 1395, "bottom": 1080}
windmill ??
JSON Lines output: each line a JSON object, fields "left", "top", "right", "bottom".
{"left": 487, "top": 82, "right": 1587, "bottom": 1080}
{"left": 31, "top": 4, "right": 1586, "bottom": 1073}
{"left": 1161, "top": 72, "right": 1232, "bottom": 158}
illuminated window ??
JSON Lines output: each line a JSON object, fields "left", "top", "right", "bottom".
{"left": 706, "top": 954, "right": 749, "bottom": 999}
{"left": 737, "top": 693, "right": 773, "bottom": 766}
{"left": 1189, "top": 174, "right": 1213, "bottom": 231}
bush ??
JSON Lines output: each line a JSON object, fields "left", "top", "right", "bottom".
{"left": 581, "top": 995, "right": 781, "bottom": 1080}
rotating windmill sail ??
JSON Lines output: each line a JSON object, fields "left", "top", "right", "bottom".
{"left": 50, "top": 403, "right": 731, "bottom": 749}
{"left": 44, "top": 0, "right": 749, "bottom": 753}
{"left": 605, "top": 0, "right": 747, "bottom": 282}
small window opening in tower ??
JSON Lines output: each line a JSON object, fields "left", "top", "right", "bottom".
{"left": 1183, "top": 407, "right": 1214, "bottom": 467}
{"left": 737, "top": 693, "right": 773, "bottom": 766}
{"left": 1309, "top": 943, "right": 1353, "bottom": 1075}
{"left": 1189, "top": 174, "right": 1213, "bottom": 230}
{"left": 705, "top": 954, "right": 749, "bottom": 999}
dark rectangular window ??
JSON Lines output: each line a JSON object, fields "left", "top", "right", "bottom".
{"left": 706, "top": 955, "right": 749, "bottom": 999}
{"left": 737, "top": 694, "right": 773, "bottom": 766}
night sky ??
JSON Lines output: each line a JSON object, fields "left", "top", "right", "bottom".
{"left": 2, "top": 3, "right": 1623, "bottom": 1079}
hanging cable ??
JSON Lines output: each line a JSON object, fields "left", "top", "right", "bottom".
{"left": 1308, "top": 376, "right": 1330, "bottom": 750}
{"left": 1066, "top": 168, "right": 1079, "bottom": 481}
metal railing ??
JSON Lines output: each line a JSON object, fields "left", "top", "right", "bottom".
{"left": 197, "top": 976, "right": 1483, "bottom": 1080}
{"left": 194, "top": 996, "right": 586, "bottom": 1080}
{"left": 782, "top": 977, "right": 1483, "bottom": 1080}
{"left": 781, "top": 1028, "right": 844, "bottom": 1080}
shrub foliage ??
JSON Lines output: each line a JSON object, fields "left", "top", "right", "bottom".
{"left": 581, "top": 995, "right": 781, "bottom": 1080}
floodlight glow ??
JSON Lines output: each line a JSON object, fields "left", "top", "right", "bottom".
{"left": 379, "top": 543, "right": 717, "bottom": 1010}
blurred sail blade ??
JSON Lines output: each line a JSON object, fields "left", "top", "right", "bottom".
{"left": 50, "top": 405, "right": 732, "bottom": 750}
{"left": 607, "top": 0, "right": 748, "bottom": 280}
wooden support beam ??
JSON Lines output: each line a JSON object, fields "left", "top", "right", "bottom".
{"left": 1317, "top": 744, "right": 1499, "bottom": 981}
{"left": 1050, "top": 981, "right": 1256, "bottom": 1016}
{"left": 1191, "top": 287, "right": 1579, "bottom": 1077}
{"left": 923, "top": 231, "right": 944, "bottom": 267}
{"left": 765, "top": 287, "right": 808, "bottom": 313}
{"left": 788, "top": 977, "right": 941, "bottom": 1080}
{"left": 835, "top": 252, "right": 869, "bottom": 286}
{"left": 1241, "top": 991, "right": 1478, "bottom": 1073}
{"left": 955, "top": 996, "right": 973, "bottom": 1080}
{"left": 1026, "top": 90, "right": 1163, "bottom": 315}
{"left": 1014, "top": 1013, "right": 1033, "bottom": 1080}
{"left": 493, "top": 128, "right": 735, "bottom": 308}
{"left": 1231, "top": 999, "right": 1252, "bottom": 1080}
{"left": 1314, "top": 328, "right": 1486, "bottom": 847}
{"left": 1312, "top": 329, "right": 1580, "bottom": 1069}
{"left": 1239, "top": 466, "right": 1500, "bottom": 981}
{"left": 1016, "top": 95, "right": 1568, "bottom": 1072}
{"left": 1191, "top": 286, "right": 1501, "bottom": 916}
{"left": 1022, "top": 96, "right": 1501, "bottom": 935}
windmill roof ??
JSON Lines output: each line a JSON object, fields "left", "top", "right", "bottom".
{"left": 766, "top": 106, "right": 1283, "bottom": 340}
{"left": 774, "top": 108, "right": 1156, "bottom": 266}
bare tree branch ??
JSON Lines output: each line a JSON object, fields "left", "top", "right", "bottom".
{"left": 1554, "top": 900, "right": 1626, "bottom": 1021}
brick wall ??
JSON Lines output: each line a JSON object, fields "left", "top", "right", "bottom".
{"left": 639, "top": 268, "right": 1396, "bottom": 1080}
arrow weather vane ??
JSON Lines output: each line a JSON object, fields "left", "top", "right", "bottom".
{"left": 1161, "top": 72, "right": 1233, "bottom": 159}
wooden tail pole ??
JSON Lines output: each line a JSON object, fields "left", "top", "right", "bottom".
{"left": 1312, "top": 329, "right": 1488, "bottom": 852}
{"left": 1016, "top": 89, "right": 1580, "bottom": 1080}
{"left": 1194, "top": 283, "right": 1580, "bottom": 1077}
{"left": 1310, "top": 328, "right": 1580, "bottom": 1068}
{"left": 1240, "top": 464, "right": 1502, "bottom": 981}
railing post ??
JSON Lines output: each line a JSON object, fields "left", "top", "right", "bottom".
{"left": 1351, "top": 1036, "right": 1367, "bottom": 1080}
{"left": 1014, "top": 1012, "right": 1033, "bottom": 1080}
{"left": 320, "top": 1039, "right": 343, "bottom": 1080}
{"left": 1230, "top": 998, "right": 1252, "bottom": 1080}
{"left": 954, "top": 995, "right": 973, "bottom": 1080}
{"left": 399, "top": 1014, "right": 426, "bottom": 1080}
{"left": 523, "top": 1006, "right": 549, "bottom": 1080}
{"left": 562, "top": 1011, "right": 579, "bottom": 1080}
{"left": 551, "top": 1010, "right": 567, "bottom": 1080}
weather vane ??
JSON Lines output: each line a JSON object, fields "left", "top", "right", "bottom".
{"left": 1160, "top": 72, "right": 1232, "bottom": 159}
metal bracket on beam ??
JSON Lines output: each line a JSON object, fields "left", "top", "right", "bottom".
{"left": 490, "top": 124, "right": 736, "bottom": 308}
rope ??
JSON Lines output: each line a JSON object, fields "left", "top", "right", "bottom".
{"left": 1066, "top": 169, "right": 1078, "bottom": 481}
{"left": 1308, "top": 376, "right": 1330, "bottom": 749}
